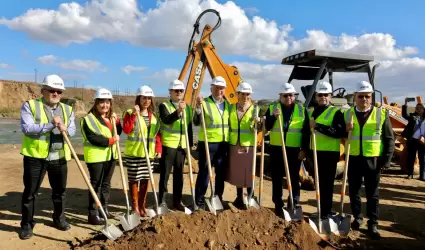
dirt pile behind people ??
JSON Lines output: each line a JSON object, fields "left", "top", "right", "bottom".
{"left": 72, "top": 208, "right": 360, "bottom": 250}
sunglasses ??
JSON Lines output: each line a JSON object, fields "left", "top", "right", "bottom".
{"left": 173, "top": 89, "right": 184, "bottom": 93}
{"left": 281, "top": 94, "right": 294, "bottom": 98}
{"left": 46, "top": 89, "right": 62, "bottom": 94}
{"left": 317, "top": 93, "right": 329, "bottom": 97}
{"left": 240, "top": 93, "right": 250, "bottom": 96}
{"left": 357, "top": 95, "right": 371, "bottom": 99}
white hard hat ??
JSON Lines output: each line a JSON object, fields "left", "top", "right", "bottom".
{"left": 41, "top": 74, "right": 65, "bottom": 90}
{"left": 136, "top": 85, "right": 154, "bottom": 97}
{"left": 211, "top": 76, "right": 226, "bottom": 87}
{"left": 169, "top": 79, "right": 185, "bottom": 90}
{"left": 236, "top": 82, "right": 253, "bottom": 93}
{"left": 355, "top": 80, "right": 373, "bottom": 93}
{"left": 279, "top": 83, "right": 297, "bottom": 94}
{"left": 93, "top": 88, "right": 113, "bottom": 100}
{"left": 315, "top": 81, "right": 332, "bottom": 94}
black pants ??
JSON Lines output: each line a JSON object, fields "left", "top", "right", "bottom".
{"left": 87, "top": 160, "right": 116, "bottom": 216}
{"left": 158, "top": 146, "right": 185, "bottom": 204}
{"left": 195, "top": 141, "right": 228, "bottom": 205}
{"left": 236, "top": 187, "right": 253, "bottom": 199}
{"left": 269, "top": 146, "right": 301, "bottom": 208}
{"left": 314, "top": 150, "right": 339, "bottom": 217}
{"left": 21, "top": 156, "right": 68, "bottom": 229}
{"left": 407, "top": 139, "right": 425, "bottom": 179}
{"left": 348, "top": 155, "right": 380, "bottom": 226}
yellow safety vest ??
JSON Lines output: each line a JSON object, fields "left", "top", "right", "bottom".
{"left": 81, "top": 113, "right": 118, "bottom": 163}
{"left": 229, "top": 104, "right": 256, "bottom": 146}
{"left": 344, "top": 106, "right": 386, "bottom": 157}
{"left": 160, "top": 101, "right": 193, "bottom": 149}
{"left": 124, "top": 109, "right": 160, "bottom": 158}
{"left": 308, "top": 106, "right": 341, "bottom": 152}
{"left": 269, "top": 103, "right": 305, "bottom": 147}
{"left": 198, "top": 97, "right": 230, "bottom": 143}
{"left": 21, "top": 98, "right": 72, "bottom": 160}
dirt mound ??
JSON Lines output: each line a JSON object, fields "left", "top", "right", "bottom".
{"left": 72, "top": 208, "right": 360, "bottom": 250}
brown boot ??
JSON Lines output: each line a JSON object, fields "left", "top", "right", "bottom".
{"left": 129, "top": 181, "right": 140, "bottom": 216}
{"left": 138, "top": 180, "right": 149, "bottom": 217}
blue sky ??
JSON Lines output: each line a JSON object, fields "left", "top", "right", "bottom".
{"left": 0, "top": 0, "right": 424, "bottom": 101}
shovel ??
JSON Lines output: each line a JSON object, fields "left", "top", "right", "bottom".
{"left": 111, "top": 117, "right": 141, "bottom": 231}
{"left": 244, "top": 104, "right": 260, "bottom": 209}
{"left": 277, "top": 114, "right": 303, "bottom": 221}
{"left": 62, "top": 131, "right": 123, "bottom": 241}
{"left": 308, "top": 125, "right": 330, "bottom": 240}
{"left": 199, "top": 103, "right": 223, "bottom": 215}
{"left": 135, "top": 112, "right": 169, "bottom": 217}
{"left": 258, "top": 116, "right": 266, "bottom": 207}
{"left": 181, "top": 109, "right": 196, "bottom": 214}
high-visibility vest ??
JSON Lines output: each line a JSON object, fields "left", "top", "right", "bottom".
{"left": 160, "top": 101, "right": 193, "bottom": 149}
{"left": 269, "top": 103, "right": 305, "bottom": 147}
{"left": 229, "top": 104, "right": 256, "bottom": 146}
{"left": 198, "top": 97, "right": 230, "bottom": 143}
{"left": 123, "top": 109, "right": 160, "bottom": 158}
{"left": 308, "top": 106, "right": 341, "bottom": 152}
{"left": 21, "top": 98, "right": 72, "bottom": 160}
{"left": 81, "top": 113, "right": 118, "bottom": 163}
{"left": 344, "top": 106, "right": 386, "bottom": 157}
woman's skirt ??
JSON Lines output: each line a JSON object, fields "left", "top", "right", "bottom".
{"left": 226, "top": 144, "right": 254, "bottom": 188}
{"left": 123, "top": 155, "right": 157, "bottom": 182}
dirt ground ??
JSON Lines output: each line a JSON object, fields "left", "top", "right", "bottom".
{"left": 1, "top": 144, "right": 425, "bottom": 250}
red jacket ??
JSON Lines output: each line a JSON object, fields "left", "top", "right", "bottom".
{"left": 122, "top": 111, "right": 162, "bottom": 154}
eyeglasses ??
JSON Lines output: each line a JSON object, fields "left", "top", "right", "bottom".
{"left": 46, "top": 89, "right": 62, "bottom": 94}
{"left": 357, "top": 95, "right": 371, "bottom": 99}
{"left": 240, "top": 93, "right": 250, "bottom": 96}
{"left": 173, "top": 89, "right": 184, "bottom": 93}
{"left": 317, "top": 93, "right": 329, "bottom": 97}
{"left": 281, "top": 94, "right": 294, "bottom": 98}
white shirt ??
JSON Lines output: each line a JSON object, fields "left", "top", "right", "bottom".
{"left": 412, "top": 121, "right": 425, "bottom": 139}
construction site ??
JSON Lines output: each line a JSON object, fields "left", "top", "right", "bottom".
{"left": 1, "top": 7, "right": 425, "bottom": 250}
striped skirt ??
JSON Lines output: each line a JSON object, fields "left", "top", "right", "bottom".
{"left": 123, "top": 156, "right": 158, "bottom": 182}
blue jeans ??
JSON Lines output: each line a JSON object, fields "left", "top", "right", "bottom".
{"left": 195, "top": 141, "right": 228, "bottom": 205}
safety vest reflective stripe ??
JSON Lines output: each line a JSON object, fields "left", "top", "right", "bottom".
{"left": 198, "top": 97, "right": 230, "bottom": 143}
{"left": 203, "top": 99, "right": 230, "bottom": 129}
{"left": 269, "top": 103, "right": 305, "bottom": 147}
{"left": 345, "top": 108, "right": 382, "bottom": 141}
{"left": 270, "top": 104, "right": 303, "bottom": 135}
{"left": 308, "top": 106, "right": 340, "bottom": 152}
{"left": 229, "top": 104, "right": 256, "bottom": 146}
{"left": 160, "top": 101, "right": 192, "bottom": 149}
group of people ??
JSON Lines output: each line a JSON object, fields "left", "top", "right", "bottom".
{"left": 18, "top": 73, "right": 394, "bottom": 241}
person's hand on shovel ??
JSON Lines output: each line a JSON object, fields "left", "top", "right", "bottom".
{"left": 53, "top": 116, "right": 67, "bottom": 132}
{"left": 309, "top": 118, "right": 316, "bottom": 130}
{"left": 346, "top": 120, "right": 354, "bottom": 132}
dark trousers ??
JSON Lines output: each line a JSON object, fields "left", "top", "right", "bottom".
{"left": 348, "top": 155, "right": 380, "bottom": 226}
{"left": 407, "top": 139, "right": 425, "bottom": 179}
{"left": 315, "top": 150, "right": 339, "bottom": 217}
{"left": 21, "top": 156, "right": 68, "bottom": 229}
{"left": 269, "top": 146, "right": 301, "bottom": 208}
{"left": 87, "top": 160, "right": 116, "bottom": 216}
{"left": 195, "top": 141, "right": 228, "bottom": 205}
{"left": 158, "top": 146, "right": 185, "bottom": 204}
{"left": 236, "top": 187, "right": 253, "bottom": 199}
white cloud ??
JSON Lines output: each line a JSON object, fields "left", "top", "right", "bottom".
{"left": 243, "top": 7, "right": 259, "bottom": 15}
{"left": 121, "top": 65, "right": 147, "bottom": 74}
{"left": 36, "top": 55, "right": 104, "bottom": 72}
{"left": 0, "top": 63, "right": 13, "bottom": 69}
{"left": 0, "top": 0, "right": 418, "bottom": 61}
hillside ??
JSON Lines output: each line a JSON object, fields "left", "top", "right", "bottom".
{"left": 0, "top": 80, "right": 168, "bottom": 118}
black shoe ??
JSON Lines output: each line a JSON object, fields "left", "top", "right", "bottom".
{"left": 19, "top": 226, "right": 33, "bottom": 240}
{"left": 88, "top": 215, "right": 105, "bottom": 225}
{"left": 275, "top": 206, "right": 284, "bottom": 217}
{"left": 196, "top": 203, "right": 205, "bottom": 211}
{"left": 368, "top": 225, "right": 381, "bottom": 240}
{"left": 351, "top": 219, "right": 363, "bottom": 230}
{"left": 53, "top": 220, "right": 71, "bottom": 231}
{"left": 406, "top": 175, "right": 413, "bottom": 179}
{"left": 232, "top": 197, "right": 245, "bottom": 209}
{"left": 173, "top": 202, "right": 186, "bottom": 212}
{"left": 102, "top": 207, "right": 112, "bottom": 218}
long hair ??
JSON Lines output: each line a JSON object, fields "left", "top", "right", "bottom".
{"left": 88, "top": 99, "right": 114, "bottom": 119}
{"left": 135, "top": 96, "right": 156, "bottom": 114}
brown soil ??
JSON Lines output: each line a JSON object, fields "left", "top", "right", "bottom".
{"left": 72, "top": 208, "right": 359, "bottom": 250}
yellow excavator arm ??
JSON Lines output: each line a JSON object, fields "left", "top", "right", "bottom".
{"left": 177, "top": 9, "right": 243, "bottom": 108}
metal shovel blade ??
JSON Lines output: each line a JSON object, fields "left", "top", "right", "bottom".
{"left": 183, "top": 206, "right": 193, "bottom": 215}
{"left": 326, "top": 215, "right": 340, "bottom": 236}
{"left": 282, "top": 206, "right": 303, "bottom": 222}
{"left": 205, "top": 196, "right": 223, "bottom": 215}
{"left": 337, "top": 214, "right": 352, "bottom": 236}
{"left": 101, "top": 224, "right": 123, "bottom": 241}
{"left": 119, "top": 213, "right": 141, "bottom": 231}
{"left": 146, "top": 207, "right": 157, "bottom": 218}
{"left": 308, "top": 217, "right": 330, "bottom": 240}
{"left": 243, "top": 195, "right": 260, "bottom": 209}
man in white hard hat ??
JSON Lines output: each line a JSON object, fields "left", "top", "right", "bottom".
{"left": 265, "top": 82, "right": 309, "bottom": 217}
{"left": 305, "top": 81, "right": 347, "bottom": 219}
{"left": 345, "top": 80, "right": 394, "bottom": 240}
{"left": 193, "top": 76, "right": 230, "bottom": 209}
{"left": 19, "top": 74, "right": 76, "bottom": 239}
{"left": 158, "top": 79, "right": 194, "bottom": 211}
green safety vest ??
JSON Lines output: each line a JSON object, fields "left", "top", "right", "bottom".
{"left": 269, "top": 103, "right": 305, "bottom": 147}
{"left": 308, "top": 106, "right": 341, "bottom": 152}
{"left": 81, "top": 113, "right": 118, "bottom": 163}
{"left": 21, "top": 98, "right": 72, "bottom": 160}
{"left": 160, "top": 101, "right": 193, "bottom": 149}
{"left": 123, "top": 109, "right": 160, "bottom": 158}
{"left": 344, "top": 106, "right": 386, "bottom": 157}
{"left": 198, "top": 97, "right": 230, "bottom": 143}
{"left": 229, "top": 104, "right": 256, "bottom": 146}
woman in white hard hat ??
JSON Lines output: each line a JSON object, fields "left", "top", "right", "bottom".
{"left": 306, "top": 81, "right": 347, "bottom": 220}
{"left": 122, "top": 85, "right": 162, "bottom": 217}
{"left": 226, "top": 82, "right": 260, "bottom": 209}
{"left": 81, "top": 88, "right": 122, "bottom": 225}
